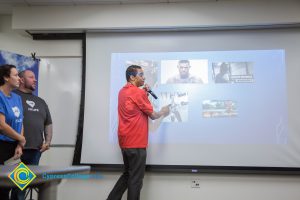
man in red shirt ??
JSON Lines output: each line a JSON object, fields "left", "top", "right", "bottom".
{"left": 107, "top": 65, "right": 170, "bottom": 200}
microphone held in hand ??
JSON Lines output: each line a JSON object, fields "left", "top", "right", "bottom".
{"left": 143, "top": 84, "right": 158, "bottom": 99}
{"left": 148, "top": 89, "right": 158, "bottom": 99}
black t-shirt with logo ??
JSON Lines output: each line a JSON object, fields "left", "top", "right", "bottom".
{"left": 13, "top": 90, "right": 52, "bottom": 149}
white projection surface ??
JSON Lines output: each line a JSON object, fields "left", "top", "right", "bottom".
{"left": 81, "top": 29, "right": 300, "bottom": 168}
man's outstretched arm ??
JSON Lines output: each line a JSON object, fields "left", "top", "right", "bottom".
{"left": 149, "top": 105, "right": 170, "bottom": 120}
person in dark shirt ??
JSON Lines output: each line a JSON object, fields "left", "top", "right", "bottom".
{"left": 11, "top": 69, "right": 52, "bottom": 200}
{"left": 215, "top": 63, "right": 230, "bottom": 83}
{"left": 13, "top": 69, "right": 53, "bottom": 164}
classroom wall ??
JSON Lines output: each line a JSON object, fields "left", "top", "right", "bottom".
{"left": 11, "top": 0, "right": 300, "bottom": 31}
{"left": 0, "top": 13, "right": 81, "bottom": 167}
{"left": 2, "top": 0, "right": 300, "bottom": 199}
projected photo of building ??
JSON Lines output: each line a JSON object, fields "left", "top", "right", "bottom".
{"left": 159, "top": 92, "right": 188, "bottom": 122}
{"left": 212, "top": 62, "right": 254, "bottom": 83}
{"left": 202, "top": 100, "right": 238, "bottom": 118}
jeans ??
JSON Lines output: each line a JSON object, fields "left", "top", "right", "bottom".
{"left": 107, "top": 148, "right": 147, "bottom": 200}
{"left": 21, "top": 149, "right": 42, "bottom": 165}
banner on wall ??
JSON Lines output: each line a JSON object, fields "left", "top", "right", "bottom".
{"left": 0, "top": 50, "right": 39, "bottom": 95}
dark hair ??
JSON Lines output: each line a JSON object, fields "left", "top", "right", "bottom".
{"left": 18, "top": 70, "right": 26, "bottom": 78}
{"left": 220, "top": 63, "right": 229, "bottom": 73}
{"left": 126, "top": 65, "right": 142, "bottom": 82}
{"left": 18, "top": 69, "right": 34, "bottom": 78}
{"left": 178, "top": 60, "right": 190, "bottom": 65}
{"left": 0, "top": 64, "right": 17, "bottom": 86}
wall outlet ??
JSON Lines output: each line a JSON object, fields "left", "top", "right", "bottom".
{"left": 191, "top": 180, "right": 200, "bottom": 188}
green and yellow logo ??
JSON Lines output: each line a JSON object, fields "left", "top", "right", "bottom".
{"left": 8, "top": 162, "right": 36, "bottom": 190}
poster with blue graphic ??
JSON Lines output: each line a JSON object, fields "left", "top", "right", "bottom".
{"left": 0, "top": 50, "right": 39, "bottom": 95}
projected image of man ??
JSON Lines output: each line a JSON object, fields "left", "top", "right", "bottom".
{"left": 107, "top": 65, "right": 170, "bottom": 200}
{"left": 214, "top": 62, "right": 230, "bottom": 83}
{"left": 213, "top": 62, "right": 254, "bottom": 83}
{"left": 166, "top": 60, "right": 203, "bottom": 84}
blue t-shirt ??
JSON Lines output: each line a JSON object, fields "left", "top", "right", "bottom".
{"left": 0, "top": 91, "right": 23, "bottom": 142}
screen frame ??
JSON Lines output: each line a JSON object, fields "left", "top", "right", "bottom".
{"left": 63, "top": 28, "right": 300, "bottom": 174}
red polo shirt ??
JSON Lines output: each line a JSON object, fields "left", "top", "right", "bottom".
{"left": 118, "top": 83, "right": 153, "bottom": 148}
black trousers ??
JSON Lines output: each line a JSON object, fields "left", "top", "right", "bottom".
{"left": 107, "top": 148, "right": 147, "bottom": 200}
{"left": 0, "top": 140, "right": 17, "bottom": 200}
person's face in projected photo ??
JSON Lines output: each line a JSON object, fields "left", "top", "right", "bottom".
{"left": 178, "top": 62, "right": 191, "bottom": 79}
{"left": 132, "top": 68, "right": 145, "bottom": 87}
{"left": 142, "top": 61, "right": 157, "bottom": 88}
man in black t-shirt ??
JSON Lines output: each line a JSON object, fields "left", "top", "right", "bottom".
{"left": 11, "top": 69, "right": 53, "bottom": 200}
{"left": 13, "top": 69, "right": 53, "bottom": 165}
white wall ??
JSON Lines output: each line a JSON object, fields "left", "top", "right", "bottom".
{"left": 2, "top": 0, "right": 300, "bottom": 198}
{"left": 11, "top": 0, "right": 300, "bottom": 31}
{"left": 58, "top": 172, "right": 300, "bottom": 200}
{"left": 0, "top": 15, "right": 81, "bottom": 56}
{"left": 0, "top": 12, "right": 82, "bottom": 187}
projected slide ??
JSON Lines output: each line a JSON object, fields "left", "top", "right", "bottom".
{"left": 159, "top": 92, "right": 189, "bottom": 122}
{"left": 212, "top": 62, "right": 254, "bottom": 83}
{"left": 109, "top": 50, "right": 288, "bottom": 145}
{"left": 202, "top": 100, "right": 238, "bottom": 118}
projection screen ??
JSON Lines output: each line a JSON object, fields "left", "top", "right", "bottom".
{"left": 81, "top": 28, "right": 300, "bottom": 171}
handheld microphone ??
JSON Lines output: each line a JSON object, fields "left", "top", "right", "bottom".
{"left": 148, "top": 89, "right": 158, "bottom": 99}
{"left": 143, "top": 84, "right": 158, "bottom": 99}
